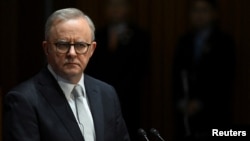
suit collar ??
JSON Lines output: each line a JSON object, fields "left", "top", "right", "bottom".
{"left": 47, "top": 65, "right": 86, "bottom": 99}
{"left": 36, "top": 68, "right": 85, "bottom": 141}
{"left": 84, "top": 75, "right": 104, "bottom": 141}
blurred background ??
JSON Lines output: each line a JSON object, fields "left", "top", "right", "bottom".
{"left": 0, "top": 0, "right": 250, "bottom": 141}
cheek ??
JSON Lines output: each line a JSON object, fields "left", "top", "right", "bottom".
{"left": 48, "top": 54, "right": 65, "bottom": 67}
{"left": 78, "top": 55, "right": 91, "bottom": 68}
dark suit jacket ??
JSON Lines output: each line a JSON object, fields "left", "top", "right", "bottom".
{"left": 3, "top": 67, "right": 130, "bottom": 141}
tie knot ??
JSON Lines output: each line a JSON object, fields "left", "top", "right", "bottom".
{"left": 72, "top": 85, "right": 82, "bottom": 97}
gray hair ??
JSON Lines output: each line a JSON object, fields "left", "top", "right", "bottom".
{"left": 45, "top": 8, "right": 95, "bottom": 40}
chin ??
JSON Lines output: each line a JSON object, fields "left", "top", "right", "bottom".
{"left": 67, "top": 70, "right": 82, "bottom": 75}
{"left": 62, "top": 68, "right": 82, "bottom": 76}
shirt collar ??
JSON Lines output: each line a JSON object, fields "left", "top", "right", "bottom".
{"left": 47, "top": 65, "right": 86, "bottom": 100}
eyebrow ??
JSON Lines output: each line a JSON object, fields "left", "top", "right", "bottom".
{"left": 55, "top": 39, "right": 89, "bottom": 43}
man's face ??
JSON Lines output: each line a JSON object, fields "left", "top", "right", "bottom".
{"left": 43, "top": 18, "right": 96, "bottom": 81}
{"left": 190, "top": 0, "right": 216, "bottom": 29}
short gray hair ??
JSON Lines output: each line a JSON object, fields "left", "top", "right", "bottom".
{"left": 45, "top": 8, "right": 95, "bottom": 40}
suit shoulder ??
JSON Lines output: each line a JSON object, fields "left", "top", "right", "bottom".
{"left": 6, "top": 75, "right": 39, "bottom": 99}
{"left": 85, "top": 75, "right": 115, "bottom": 91}
{"left": 84, "top": 75, "right": 119, "bottom": 102}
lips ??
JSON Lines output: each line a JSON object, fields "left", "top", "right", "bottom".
{"left": 64, "top": 62, "right": 80, "bottom": 66}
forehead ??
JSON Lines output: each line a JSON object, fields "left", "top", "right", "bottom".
{"left": 49, "top": 18, "right": 92, "bottom": 41}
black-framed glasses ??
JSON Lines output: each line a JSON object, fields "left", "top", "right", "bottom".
{"left": 48, "top": 41, "right": 92, "bottom": 54}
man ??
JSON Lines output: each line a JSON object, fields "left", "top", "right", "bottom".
{"left": 173, "top": 0, "right": 235, "bottom": 140}
{"left": 3, "top": 8, "right": 130, "bottom": 141}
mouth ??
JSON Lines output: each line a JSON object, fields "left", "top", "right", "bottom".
{"left": 64, "top": 63, "right": 80, "bottom": 67}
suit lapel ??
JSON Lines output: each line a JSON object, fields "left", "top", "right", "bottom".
{"left": 37, "top": 68, "right": 84, "bottom": 141}
{"left": 85, "top": 75, "right": 104, "bottom": 141}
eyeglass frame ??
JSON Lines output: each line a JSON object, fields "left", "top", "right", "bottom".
{"left": 47, "top": 41, "right": 93, "bottom": 54}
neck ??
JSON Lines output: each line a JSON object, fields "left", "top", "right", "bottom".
{"left": 47, "top": 65, "right": 83, "bottom": 84}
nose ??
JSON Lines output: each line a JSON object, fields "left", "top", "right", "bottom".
{"left": 67, "top": 46, "right": 77, "bottom": 56}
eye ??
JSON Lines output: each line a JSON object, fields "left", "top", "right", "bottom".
{"left": 75, "top": 43, "right": 83, "bottom": 48}
{"left": 75, "top": 43, "right": 88, "bottom": 48}
{"left": 55, "top": 43, "right": 69, "bottom": 49}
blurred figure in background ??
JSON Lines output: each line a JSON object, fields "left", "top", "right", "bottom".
{"left": 172, "top": 0, "right": 235, "bottom": 140}
{"left": 86, "top": 0, "right": 150, "bottom": 140}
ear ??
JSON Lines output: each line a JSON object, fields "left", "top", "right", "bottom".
{"left": 42, "top": 41, "right": 49, "bottom": 55}
{"left": 88, "top": 41, "right": 97, "bottom": 57}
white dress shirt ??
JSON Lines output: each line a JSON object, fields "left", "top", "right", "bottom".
{"left": 48, "top": 65, "right": 96, "bottom": 141}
